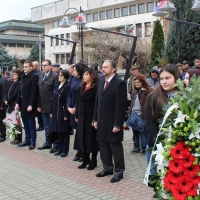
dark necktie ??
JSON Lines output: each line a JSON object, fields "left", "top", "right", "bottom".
{"left": 104, "top": 81, "right": 109, "bottom": 90}
{"left": 43, "top": 74, "right": 47, "bottom": 81}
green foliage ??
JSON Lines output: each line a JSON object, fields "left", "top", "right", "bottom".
{"left": 28, "top": 43, "right": 44, "bottom": 63}
{"left": 0, "top": 44, "right": 15, "bottom": 68}
{"left": 163, "top": 0, "right": 200, "bottom": 65}
{"left": 150, "top": 20, "right": 164, "bottom": 68}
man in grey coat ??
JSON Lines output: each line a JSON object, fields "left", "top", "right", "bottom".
{"left": 37, "top": 59, "right": 58, "bottom": 150}
{"left": 147, "top": 66, "right": 159, "bottom": 88}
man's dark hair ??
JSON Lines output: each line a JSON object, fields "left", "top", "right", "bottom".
{"left": 24, "top": 60, "right": 33, "bottom": 67}
{"left": 74, "top": 63, "right": 87, "bottom": 79}
{"left": 43, "top": 59, "right": 52, "bottom": 65}
{"left": 89, "top": 62, "right": 98, "bottom": 71}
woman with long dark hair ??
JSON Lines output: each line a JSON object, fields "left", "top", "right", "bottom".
{"left": 146, "top": 64, "right": 181, "bottom": 174}
{"left": 74, "top": 68, "right": 99, "bottom": 170}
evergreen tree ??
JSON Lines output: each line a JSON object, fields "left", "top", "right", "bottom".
{"left": 150, "top": 20, "right": 164, "bottom": 67}
{"left": 163, "top": 0, "right": 200, "bottom": 65}
{"left": 28, "top": 43, "right": 44, "bottom": 62}
{"left": 0, "top": 44, "right": 15, "bottom": 68}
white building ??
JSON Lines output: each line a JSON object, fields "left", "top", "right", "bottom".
{"left": 31, "top": 0, "right": 159, "bottom": 70}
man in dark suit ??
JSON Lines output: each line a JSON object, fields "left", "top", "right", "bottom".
{"left": 15, "top": 61, "right": 39, "bottom": 150}
{"left": 93, "top": 60, "right": 127, "bottom": 183}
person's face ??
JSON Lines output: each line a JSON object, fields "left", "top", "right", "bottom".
{"left": 67, "top": 65, "right": 74, "bottom": 75}
{"left": 184, "top": 72, "right": 190, "bottom": 87}
{"left": 182, "top": 63, "right": 189, "bottom": 71}
{"left": 32, "top": 62, "right": 38, "bottom": 71}
{"left": 151, "top": 72, "right": 158, "bottom": 79}
{"left": 23, "top": 63, "right": 32, "bottom": 73}
{"left": 58, "top": 73, "right": 66, "bottom": 82}
{"left": 12, "top": 73, "right": 19, "bottom": 81}
{"left": 102, "top": 61, "right": 115, "bottom": 78}
{"left": 160, "top": 71, "right": 176, "bottom": 94}
{"left": 195, "top": 59, "right": 200, "bottom": 68}
{"left": 134, "top": 79, "right": 142, "bottom": 88}
{"left": 83, "top": 71, "right": 91, "bottom": 84}
{"left": 42, "top": 61, "right": 51, "bottom": 73}
{"left": 52, "top": 67, "right": 59, "bottom": 73}
{"left": 73, "top": 67, "right": 79, "bottom": 78}
{"left": 131, "top": 68, "right": 139, "bottom": 76}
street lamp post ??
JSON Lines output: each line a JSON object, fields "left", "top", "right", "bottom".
{"left": 59, "top": 6, "right": 87, "bottom": 63}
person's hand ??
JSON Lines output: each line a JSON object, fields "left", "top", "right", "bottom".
{"left": 75, "top": 118, "right": 78, "bottom": 122}
{"left": 93, "top": 122, "right": 97, "bottom": 129}
{"left": 37, "top": 108, "right": 41, "bottom": 112}
{"left": 27, "top": 106, "right": 32, "bottom": 112}
{"left": 50, "top": 114, "right": 52, "bottom": 118}
{"left": 15, "top": 104, "right": 19, "bottom": 111}
{"left": 68, "top": 107, "right": 74, "bottom": 114}
{"left": 112, "top": 127, "right": 120, "bottom": 133}
{"left": 4, "top": 101, "right": 8, "bottom": 105}
{"left": 71, "top": 108, "right": 76, "bottom": 114}
{"left": 64, "top": 117, "right": 68, "bottom": 121}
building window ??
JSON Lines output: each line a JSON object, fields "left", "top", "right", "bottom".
{"left": 55, "top": 35, "right": 59, "bottom": 46}
{"left": 136, "top": 24, "right": 142, "bottom": 37}
{"left": 130, "top": 5, "right": 136, "bottom": 15}
{"left": 87, "top": 14, "right": 92, "bottom": 22}
{"left": 56, "top": 54, "right": 60, "bottom": 63}
{"left": 93, "top": 13, "right": 98, "bottom": 21}
{"left": 53, "top": 21, "right": 58, "bottom": 28}
{"left": 100, "top": 11, "right": 105, "bottom": 20}
{"left": 61, "top": 54, "right": 65, "bottom": 64}
{"left": 138, "top": 4, "right": 145, "bottom": 14}
{"left": 66, "top": 53, "right": 70, "bottom": 64}
{"left": 66, "top": 33, "right": 70, "bottom": 45}
{"left": 0, "top": 31, "right": 5, "bottom": 34}
{"left": 107, "top": 10, "right": 112, "bottom": 19}
{"left": 26, "top": 44, "right": 32, "bottom": 48}
{"left": 2, "top": 43, "right": 7, "bottom": 46}
{"left": 34, "top": 32, "right": 40, "bottom": 35}
{"left": 145, "top": 22, "right": 152, "bottom": 36}
{"left": 61, "top": 34, "right": 64, "bottom": 45}
{"left": 8, "top": 44, "right": 15, "bottom": 47}
{"left": 147, "top": 2, "right": 154, "bottom": 12}
{"left": 51, "top": 36, "right": 54, "bottom": 46}
{"left": 27, "top": 31, "right": 34, "bottom": 34}
{"left": 122, "top": 7, "right": 128, "bottom": 17}
{"left": 17, "top": 44, "right": 24, "bottom": 47}
{"left": 114, "top": 8, "right": 120, "bottom": 18}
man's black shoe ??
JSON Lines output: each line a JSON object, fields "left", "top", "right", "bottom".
{"left": 17, "top": 141, "right": 31, "bottom": 147}
{"left": 29, "top": 145, "right": 35, "bottom": 150}
{"left": 96, "top": 170, "right": 113, "bottom": 177}
{"left": 36, "top": 127, "right": 44, "bottom": 131}
{"left": 0, "top": 137, "right": 5, "bottom": 142}
{"left": 37, "top": 144, "right": 51, "bottom": 150}
{"left": 110, "top": 176, "right": 123, "bottom": 183}
{"left": 49, "top": 148, "right": 57, "bottom": 153}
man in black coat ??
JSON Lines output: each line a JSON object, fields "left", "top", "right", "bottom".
{"left": 37, "top": 59, "right": 58, "bottom": 150}
{"left": 93, "top": 60, "right": 127, "bottom": 183}
{"left": 0, "top": 73, "right": 8, "bottom": 142}
{"left": 15, "top": 61, "right": 39, "bottom": 150}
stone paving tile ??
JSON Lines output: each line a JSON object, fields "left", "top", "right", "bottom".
{"left": 0, "top": 128, "right": 154, "bottom": 200}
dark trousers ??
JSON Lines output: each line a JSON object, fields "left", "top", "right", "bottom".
{"left": 99, "top": 141, "right": 125, "bottom": 177}
{"left": 22, "top": 117, "right": 37, "bottom": 145}
{"left": 57, "top": 132, "right": 70, "bottom": 154}
{"left": 37, "top": 112, "right": 44, "bottom": 128}
{"left": 41, "top": 113, "right": 51, "bottom": 146}
{"left": 0, "top": 110, "right": 6, "bottom": 138}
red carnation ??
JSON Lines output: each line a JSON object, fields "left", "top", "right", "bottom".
{"left": 163, "top": 175, "right": 174, "bottom": 191}
{"left": 167, "top": 170, "right": 181, "bottom": 183}
{"left": 184, "top": 164, "right": 199, "bottom": 178}
{"left": 170, "top": 142, "right": 190, "bottom": 159}
{"left": 169, "top": 159, "right": 183, "bottom": 173}
{"left": 176, "top": 176, "right": 194, "bottom": 193}
{"left": 177, "top": 142, "right": 190, "bottom": 151}
{"left": 172, "top": 188, "right": 187, "bottom": 200}
{"left": 187, "top": 185, "right": 198, "bottom": 197}
{"left": 182, "top": 152, "right": 196, "bottom": 168}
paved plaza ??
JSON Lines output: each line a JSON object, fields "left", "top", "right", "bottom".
{"left": 0, "top": 127, "right": 154, "bottom": 200}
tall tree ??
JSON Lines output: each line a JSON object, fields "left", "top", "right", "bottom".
{"left": 28, "top": 43, "right": 44, "bottom": 62}
{"left": 150, "top": 20, "right": 164, "bottom": 68}
{"left": 163, "top": 0, "right": 200, "bottom": 65}
{"left": 0, "top": 44, "right": 15, "bottom": 68}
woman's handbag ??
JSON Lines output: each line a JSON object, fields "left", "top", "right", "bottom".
{"left": 126, "top": 110, "right": 145, "bottom": 132}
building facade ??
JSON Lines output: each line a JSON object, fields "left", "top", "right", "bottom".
{"left": 31, "top": 0, "right": 159, "bottom": 70}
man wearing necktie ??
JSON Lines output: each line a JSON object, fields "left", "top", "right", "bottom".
{"left": 93, "top": 60, "right": 127, "bottom": 183}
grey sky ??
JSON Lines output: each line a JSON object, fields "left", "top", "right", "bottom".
{"left": 0, "top": 0, "right": 55, "bottom": 22}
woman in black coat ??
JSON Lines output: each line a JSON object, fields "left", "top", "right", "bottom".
{"left": 5, "top": 69, "right": 22, "bottom": 144}
{"left": 75, "top": 68, "right": 99, "bottom": 170}
{"left": 51, "top": 70, "right": 70, "bottom": 157}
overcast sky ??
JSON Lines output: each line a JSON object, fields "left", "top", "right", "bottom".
{"left": 0, "top": 0, "right": 55, "bottom": 22}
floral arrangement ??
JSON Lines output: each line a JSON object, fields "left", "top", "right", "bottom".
{"left": 3, "top": 111, "right": 23, "bottom": 140}
{"left": 148, "top": 77, "right": 200, "bottom": 200}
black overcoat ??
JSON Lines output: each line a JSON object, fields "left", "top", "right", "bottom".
{"left": 6, "top": 80, "right": 20, "bottom": 113}
{"left": 74, "top": 86, "right": 99, "bottom": 153}
{"left": 51, "top": 81, "right": 70, "bottom": 133}
{"left": 17, "top": 71, "right": 39, "bottom": 117}
{"left": 94, "top": 75, "right": 127, "bottom": 142}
